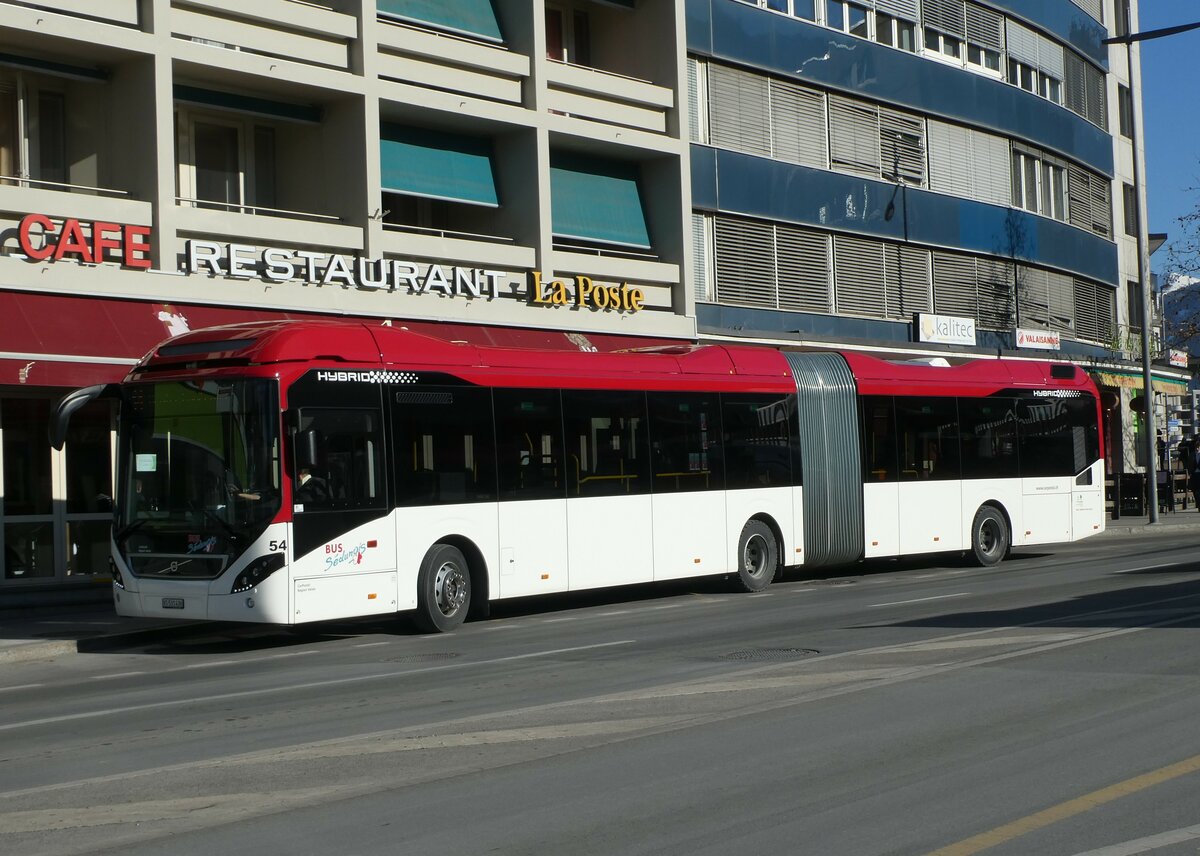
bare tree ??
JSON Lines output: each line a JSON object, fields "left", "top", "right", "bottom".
{"left": 1163, "top": 180, "right": 1200, "bottom": 351}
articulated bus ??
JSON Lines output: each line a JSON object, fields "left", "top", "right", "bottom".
{"left": 51, "top": 321, "right": 1103, "bottom": 632}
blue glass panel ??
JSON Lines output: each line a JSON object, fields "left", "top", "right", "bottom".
{"left": 550, "top": 153, "right": 651, "bottom": 249}
{"left": 380, "top": 124, "right": 499, "bottom": 207}
{"left": 687, "top": 0, "right": 1113, "bottom": 176}
{"left": 377, "top": 0, "right": 503, "bottom": 43}
{"left": 700, "top": 147, "right": 1119, "bottom": 285}
{"left": 987, "top": 0, "right": 1107, "bottom": 68}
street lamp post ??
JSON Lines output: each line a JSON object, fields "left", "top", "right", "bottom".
{"left": 1102, "top": 16, "right": 1200, "bottom": 523}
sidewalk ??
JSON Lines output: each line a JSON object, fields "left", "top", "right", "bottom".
{"left": 2, "top": 514, "right": 1199, "bottom": 666}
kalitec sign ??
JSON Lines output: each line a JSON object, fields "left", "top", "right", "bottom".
{"left": 1016, "top": 328, "right": 1062, "bottom": 351}
{"left": 916, "top": 313, "right": 976, "bottom": 347}
{"left": 18, "top": 213, "right": 151, "bottom": 269}
{"left": 184, "top": 241, "right": 645, "bottom": 314}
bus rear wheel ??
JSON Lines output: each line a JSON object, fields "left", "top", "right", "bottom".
{"left": 735, "top": 520, "right": 778, "bottom": 592}
{"left": 970, "top": 505, "right": 1009, "bottom": 568}
{"left": 415, "top": 543, "right": 472, "bottom": 633}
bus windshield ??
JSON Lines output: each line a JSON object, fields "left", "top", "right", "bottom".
{"left": 116, "top": 378, "right": 280, "bottom": 579}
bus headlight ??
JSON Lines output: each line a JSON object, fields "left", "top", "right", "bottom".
{"left": 231, "top": 554, "right": 286, "bottom": 594}
{"left": 110, "top": 557, "right": 125, "bottom": 590}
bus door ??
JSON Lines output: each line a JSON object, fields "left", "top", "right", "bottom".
{"left": 895, "top": 397, "right": 964, "bottom": 554}
{"left": 494, "top": 389, "right": 570, "bottom": 597}
{"left": 286, "top": 373, "right": 397, "bottom": 623}
{"left": 1016, "top": 396, "right": 1083, "bottom": 545}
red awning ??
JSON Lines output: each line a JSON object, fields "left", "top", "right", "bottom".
{"left": 0, "top": 290, "right": 678, "bottom": 388}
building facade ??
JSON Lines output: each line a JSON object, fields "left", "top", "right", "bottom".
{"left": 0, "top": 0, "right": 1183, "bottom": 591}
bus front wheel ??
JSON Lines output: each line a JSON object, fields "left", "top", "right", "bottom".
{"left": 970, "top": 506, "right": 1009, "bottom": 568}
{"left": 415, "top": 543, "right": 472, "bottom": 633}
{"left": 735, "top": 520, "right": 778, "bottom": 592}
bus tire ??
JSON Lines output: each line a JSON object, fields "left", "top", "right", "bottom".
{"left": 735, "top": 520, "right": 778, "bottom": 592}
{"left": 415, "top": 543, "right": 472, "bottom": 633}
{"left": 970, "top": 505, "right": 1009, "bottom": 568}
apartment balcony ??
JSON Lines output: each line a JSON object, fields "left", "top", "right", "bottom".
{"left": 376, "top": 18, "right": 529, "bottom": 107}
{"left": 379, "top": 223, "right": 536, "bottom": 270}
{"left": 170, "top": 0, "right": 358, "bottom": 72}
{"left": 4, "top": 0, "right": 140, "bottom": 27}
{"left": 544, "top": 61, "right": 672, "bottom": 134}
{"left": 173, "top": 200, "right": 363, "bottom": 252}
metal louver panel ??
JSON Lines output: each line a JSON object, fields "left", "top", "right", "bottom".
{"left": 1064, "top": 50, "right": 1088, "bottom": 120}
{"left": 1084, "top": 60, "right": 1107, "bottom": 129}
{"left": 927, "top": 120, "right": 972, "bottom": 197}
{"left": 1067, "top": 165, "right": 1093, "bottom": 233}
{"left": 932, "top": 251, "right": 977, "bottom": 319}
{"left": 776, "top": 224, "right": 831, "bottom": 313}
{"left": 965, "top": 3, "right": 1003, "bottom": 51}
{"left": 1017, "top": 266, "right": 1051, "bottom": 329}
{"left": 1072, "top": 278, "right": 1104, "bottom": 342}
{"left": 770, "top": 79, "right": 828, "bottom": 168}
{"left": 1005, "top": 19, "right": 1039, "bottom": 66}
{"left": 829, "top": 96, "right": 881, "bottom": 178}
{"left": 784, "top": 351, "right": 863, "bottom": 567}
{"left": 1037, "top": 34, "right": 1065, "bottom": 79}
{"left": 923, "top": 0, "right": 966, "bottom": 38}
{"left": 834, "top": 234, "right": 886, "bottom": 317}
{"left": 879, "top": 107, "right": 925, "bottom": 185}
{"left": 971, "top": 131, "right": 1012, "bottom": 207}
{"left": 708, "top": 64, "right": 770, "bottom": 157}
{"left": 687, "top": 57, "right": 705, "bottom": 144}
{"left": 1046, "top": 270, "right": 1075, "bottom": 333}
{"left": 714, "top": 216, "right": 776, "bottom": 308}
{"left": 692, "top": 211, "right": 711, "bottom": 302}
{"left": 884, "top": 243, "right": 931, "bottom": 318}
{"left": 1071, "top": 0, "right": 1103, "bottom": 24}
{"left": 875, "top": 0, "right": 918, "bottom": 20}
{"left": 976, "top": 258, "right": 1015, "bottom": 329}
{"left": 1088, "top": 175, "right": 1112, "bottom": 238}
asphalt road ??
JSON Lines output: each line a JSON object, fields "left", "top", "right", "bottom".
{"left": 3, "top": 532, "right": 1200, "bottom": 856}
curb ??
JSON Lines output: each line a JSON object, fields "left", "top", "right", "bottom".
{"left": 0, "top": 621, "right": 221, "bottom": 665}
{"left": 1101, "top": 523, "right": 1200, "bottom": 537}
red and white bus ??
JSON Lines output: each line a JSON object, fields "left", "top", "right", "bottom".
{"left": 51, "top": 321, "right": 1104, "bottom": 632}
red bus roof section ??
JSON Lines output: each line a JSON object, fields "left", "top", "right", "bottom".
{"left": 140, "top": 321, "right": 1098, "bottom": 398}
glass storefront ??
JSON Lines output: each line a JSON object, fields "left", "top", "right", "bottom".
{"left": 2, "top": 395, "right": 114, "bottom": 584}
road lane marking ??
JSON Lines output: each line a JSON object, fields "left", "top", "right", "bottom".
{"left": 89, "top": 672, "right": 146, "bottom": 680}
{"left": 0, "top": 684, "right": 44, "bottom": 692}
{"left": 0, "top": 640, "right": 637, "bottom": 734}
{"left": 924, "top": 753, "right": 1200, "bottom": 856}
{"left": 179, "top": 660, "right": 237, "bottom": 669}
{"left": 869, "top": 593, "right": 969, "bottom": 608}
{"left": 1069, "top": 822, "right": 1200, "bottom": 855}
{"left": 1112, "top": 562, "right": 1187, "bottom": 574}
{"left": 352, "top": 642, "right": 390, "bottom": 648}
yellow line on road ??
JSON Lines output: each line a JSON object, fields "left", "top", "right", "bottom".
{"left": 925, "top": 753, "right": 1200, "bottom": 856}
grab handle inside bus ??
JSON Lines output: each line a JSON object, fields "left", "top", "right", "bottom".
{"left": 296, "top": 427, "right": 320, "bottom": 472}
{"left": 49, "top": 383, "right": 121, "bottom": 450}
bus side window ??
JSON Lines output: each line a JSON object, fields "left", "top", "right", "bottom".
{"left": 1017, "top": 394, "right": 1099, "bottom": 477}
{"left": 860, "top": 396, "right": 897, "bottom": 482}
{"left": 392, "top": 387, "right": 496, "bottom": 506}
{"left": 648, "top": 393, "right": 724, "bottom": 493}
{"left": 895, "top": 397, "right": 960, "bottom": 481}
{"left": 721, "top": 394, "right": 795, "bottom": 489}
{"left": 494, "top": 389, "right": 565, "bottom": 501}
{"left": 959, "top": 398, "right": 1019, "bottom": 479}
{"left": 562, "top": 390, "right": 649, "bottom": 497}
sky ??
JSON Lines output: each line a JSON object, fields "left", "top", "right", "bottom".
{"left": 1138, "top": 1, "right": 1200, "bottom": 277}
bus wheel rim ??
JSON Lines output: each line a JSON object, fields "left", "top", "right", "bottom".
{"left": 434, "top": 562, "right": 467, "bottom": 615}
{"left": 744, "top": 534, "right": 768, "bottom": 577}
{"left": 979, "top": 519, "right": 999, "bottom": 554}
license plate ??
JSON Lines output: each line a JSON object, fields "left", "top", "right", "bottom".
{"left": 162, "top": 597, "right": 185, "bottom": 610}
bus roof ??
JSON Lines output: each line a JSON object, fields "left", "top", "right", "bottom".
{"left": 136, "top": 320, "right": 1097, "bottom": 397}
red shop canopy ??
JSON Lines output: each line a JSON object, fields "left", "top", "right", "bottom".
{"left": 0, "top": 290, "right": 677, "bottom": 388}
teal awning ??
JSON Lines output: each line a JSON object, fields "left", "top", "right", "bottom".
{"left": 550, "top": 153, "right": 651, "bottom": 249}
{"left": 380, "top": 124, "right": 499, "bottom": 207}
{"left": 377, "top": 0, "right": 503, "bottom": 43}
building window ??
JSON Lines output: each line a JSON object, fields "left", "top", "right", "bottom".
{"left": 827, "top": 1, "right": 869, "bottom": 37}
{"left": 764, "top": 0, "right": 816, "bottom": 20}
{"left": 1039, "top": 73, "right": 1063, "bottom": 105}
{"left": 1118, "top": 84, "right": 1133, "bottom": 138}
{"left": 1127, "top": 279, "right": 1143, "bottom": 329}
{"left": 545, "top": 6, "right": 590, "bottom": 65}
{"left": 1123, "top": 182, "right": 1138, "bottom": 237}
{"left": 874, "top": 12, "right": 916, "bottom": 51}
{"left": 924, "top": 28, "right": 963, "bottom": 60}
{"left": 177, "top": 110, "right": 277, "bottom": 213}
{"left": 966, "top": 43, "right": 1001, "bottom": 74}
{"left": 0, "top": 75, "right": 67, "bottom": 188}
{"left": 1011, "top": 148, "right": 1067, "bottom": 221}
{"left": 1008, "top": 58, "right": 1038, "bottom": 93}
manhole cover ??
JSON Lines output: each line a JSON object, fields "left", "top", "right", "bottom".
{"left": 719, "top": 648, "right": 819, "bottom": 661}
{"left": 383, "top": 652, "right": 461, "bottom": 663}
